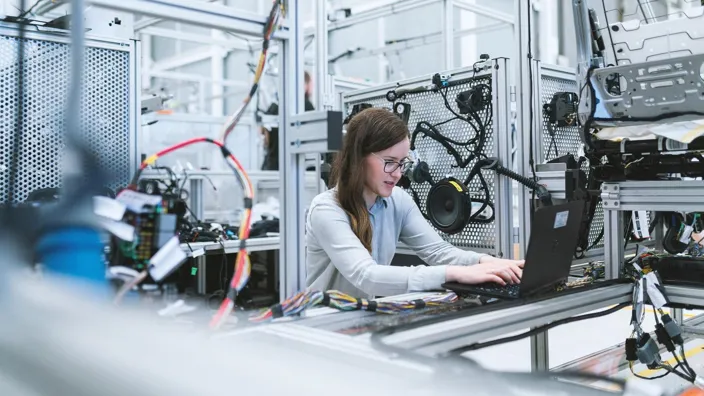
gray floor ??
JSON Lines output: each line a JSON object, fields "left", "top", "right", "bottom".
{"left": 459, "top": 307, "right": 704, "bottom": 393}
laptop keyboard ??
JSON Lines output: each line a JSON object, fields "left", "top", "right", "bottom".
{"left": 473, "top": 283, "right": 521, "bottom": 297}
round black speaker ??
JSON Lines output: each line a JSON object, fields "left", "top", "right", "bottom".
{"left": 426, "top": 178, "right": 471, "bottom": 235}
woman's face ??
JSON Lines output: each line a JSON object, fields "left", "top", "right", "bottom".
{"left": 364, "top": 138, "right": 411, "bottom": 198}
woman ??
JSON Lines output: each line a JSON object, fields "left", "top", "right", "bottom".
{"left": 305, "top": 107, "right": 523, "bottom": 298}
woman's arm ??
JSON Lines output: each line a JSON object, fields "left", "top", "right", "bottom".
{"left": 397, "top": 190, "right": 489, "bottom": 266}
{"left": 308, "top": 202, "right": 447, "bottom": 295}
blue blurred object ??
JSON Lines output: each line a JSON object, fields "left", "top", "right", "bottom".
{"left": 36, "top": 227, "right": 107, "bottom": 288}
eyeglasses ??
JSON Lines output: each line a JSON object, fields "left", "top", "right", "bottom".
{"left": 372, "top": 153, "right": 413, "bottom": 174}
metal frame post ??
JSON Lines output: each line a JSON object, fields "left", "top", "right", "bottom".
{"left": 530, "top": 331, "right": 549, "bottom": 371}
{"left": 602, "top": 205, "right": 624, "bottom": 280}
{"left": 279, "top": 0, "right": 307, "bottom": 299}
{"left": 315, "top": 0, "right": 329, "bottom": 109}
{"left": 442, "top": 0, "right": 454, "bottom": 68}
{"left": 514, "top": 0, "right": 553, "bottom": 373}
{"left": 516, "top": 0, "right": 535, "bottom": 259}
{"left": 131, "top": 39, "right": 142, "bottom": 179}
{"left": 493, "top": 58, "right": 513, "bottom": 259}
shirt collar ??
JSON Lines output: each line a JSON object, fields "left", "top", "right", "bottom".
{"left": 331, "top": 185, "right": 387, "bottom": 211}
{"left": 368, "top": 196, "right": 388, "bottom": 213}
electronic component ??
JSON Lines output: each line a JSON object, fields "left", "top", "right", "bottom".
{"left": 636, "top": 333, "right": 660, "bottom": 368}
{"left": 140, "top": 94, "right": 164, "bottom": 115}
{"left": 108, "top": 189, "right": 180, "bottom": 284}
{"left": 426, "top": 178, "right": 473, "bottom": 235}
{"left": 625, "top": 338, "right": 638, "bottom": 362}
{"left": 543, "top": 92, "right": 578, "bottom": 128}
{"left": 393, "top": 102, "right": 411, "bottom": 125}
{"left": 661, "top": 314, "right": 684, "bottom": 346}
{"left": 456, "top": 84, "right": 490, "bottom": 115}
{"left": 643, "top": 255, "right": 704, "bottom": 286}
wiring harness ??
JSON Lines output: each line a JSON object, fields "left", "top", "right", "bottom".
{"left": 220, "top": 0, "right": 284, "bottom": 143}
{"left": 249, "top": 290, "right": 459, "bottom": 323}
{"left": 123, "top": 138, "right": 254, "bottom": 328}
{"left": 623, "top": 264, "right": 702, "bottom": 384}
{"left": 115, "top": 0, "right": 285, "bottom": 328}
{"left": 387, "top": 65, "right": 495, "bottom": 227}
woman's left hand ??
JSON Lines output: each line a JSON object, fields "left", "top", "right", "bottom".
{"left": 478, "top": 256, "right": 525, "bottom": 284}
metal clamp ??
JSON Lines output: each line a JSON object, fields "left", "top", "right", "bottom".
{"left": 601, "top": 183, "right": 620, "bottom": 209}
{"left": 286, "top": 110, "right": 344, "bottom": 154}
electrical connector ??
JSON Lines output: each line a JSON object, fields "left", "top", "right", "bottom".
{"left": 654, "top": 323, "right": 676, "bottom": 352}
{"left": 626, "top": 338, "right": 638, "bottom": 361}
{"left": 636, "top": 333, "right": 661, "bottom": 367}
{"left": 662, "top": 314, "right": 685, "bottom": 345}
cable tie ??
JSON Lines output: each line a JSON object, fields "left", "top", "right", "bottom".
{"left": 244, "top": 198, "right": 253, "bottom": 209}
{"left": 271, "top": 303, "right": 284, "bottom": 319}
{"left": 367, "top": 301, "right": 377, "bottom": 312}
{"left": 219, "top": 145, "right": 232, "bottom": 158}
{"left": 413, "top": 299, "right": 426, "bottom": 309}
{"left": 356, "top": 298, "right": 364, "bottom": 310}
{"left": 226, "top": 288, "right": 237, "bottom": 301}
{"left": 239, "top": 238, "right": 248, "bottom": 250}
{"left": 248, "top": 83, "right": 258, "bottom": 98}
{"left": 321, "top": 292, "right": 330, "bottom": 306}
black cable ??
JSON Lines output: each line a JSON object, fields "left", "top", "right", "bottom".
{"left": 433, "top": 116, "right": 460, "bottom": 128}
{"left": 17, "top": 0, "right": 41, "bottom": 18}
{"left": 448, "top": 302, "right": 630, "bottom": 354}
{"left": 629, "top": 364, "right": 674, "bottom": 380}
{"left": 680, "top": 346, "right": 697, "bottom": 379}
{"left": 8, "top": 1, "right": 27, "bottom": 204}
{"left": 667, "top": 365, "right": 696, "bottom": 382}
{"left": 544, "top": 122, "right": 559, "bottom": 160}
{"left": 586, "top": 226, "right": 604, "bottom": 251}
{"left": 527, "top": 0, "right": 537, "bottom": 231}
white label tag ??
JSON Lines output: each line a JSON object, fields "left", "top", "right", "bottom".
{"left": 680, "top": 225, "right": 694, "bottom": 244}
{"left": 148, "top": 236, "right": 188, "bottom": 282}
{"left": 633, "top": 279, "right": 645, "bottom": 325}
{"left": 93, "top": 196, "right": 126, "bottom": 221}
{"left": 116, "top": 190, "right": 162, "bottom": 213}
{"left": 645, "top": 272, "right": 668, "bottom": 309}
{"left": 99, "top": 218, "right": 135, "bottom": 242}
{"left": 554, "top": 211, "right": 569, "bottom": 228}
{"left": 632, "top": 210, "right": 650, "bottom": 239}
{"left": 190, "top": 249, "right": 205, "bottom": 258}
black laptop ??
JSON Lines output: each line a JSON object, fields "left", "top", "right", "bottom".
{"left": 443, "top": 200, "right": 585, "bottom": 300}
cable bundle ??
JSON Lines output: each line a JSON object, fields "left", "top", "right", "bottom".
{"left": 220, "top": 0, "right": 285, "bottom": 143}
{"left": 624, "top": 269, "right": 700, "bottom": 384}
{"left": 249, "top": 290, "right": 459, "bottom": 323}
{"left": 249, "top": 290, "right": 325, "bottom": 322}
{"left": 120, "top": 138, "right": 254, "bottom": 325}
{"left": 114, "top": 1, "right": 285, "bottom": 325}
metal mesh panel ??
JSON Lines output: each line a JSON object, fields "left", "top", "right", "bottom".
{"left": 539, "top": 73, "right": 604, "bottom": 251}
{"left": 344, "top": 75, "right": 496, "bottom": 250}
{"left": 0, "top": 34, "right": 132, "bottom": 203}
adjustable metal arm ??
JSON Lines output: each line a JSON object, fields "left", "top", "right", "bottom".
{"left": 473, "top": 158, "right": 552, "bottom": 206}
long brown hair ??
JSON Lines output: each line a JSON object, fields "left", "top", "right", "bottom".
{"left": 330, "top": 107, "right": 409, "bottom": 252}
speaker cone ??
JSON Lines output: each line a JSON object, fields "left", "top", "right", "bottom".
{"left": 426, "top": 178, "right": 471, "bottom": 235}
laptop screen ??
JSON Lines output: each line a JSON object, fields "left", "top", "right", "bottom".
{"left": 519, "top": 201, "right": 585, "bottom": 295}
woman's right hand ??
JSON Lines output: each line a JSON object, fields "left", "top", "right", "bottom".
{"left": 445, "top": 265, "right": 511, "bottom": 286}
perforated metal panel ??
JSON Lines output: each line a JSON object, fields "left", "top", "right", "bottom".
{"left": 0, "top": 28, "right": 134, "bottom": 203}
{"left": 342, "top": 65, "right": 507, "bottom": 252}
{"left": 538, "top": 70, "right": 604, "bottom": 251}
